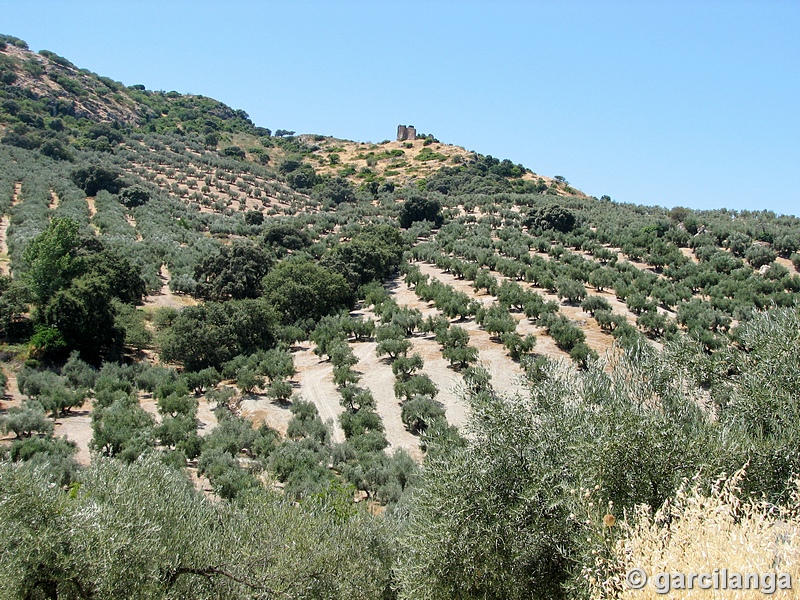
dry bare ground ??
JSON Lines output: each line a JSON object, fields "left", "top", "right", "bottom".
{"left": 239, "top": 392, "right": 292, "bottom": 437}
{"left": 415, "top": 250, "right": 674, "bottom": 359}
{"left": 85, "top": 196, "right": 100, "bottom": 234}
{"left": 0, "top": 366, "right": 94, "bottom": 465}
{"left": 143, "top": 265, "right": 197, "bottom": 310}
{"left": 351, "top": 340, "right": 424, "bottom": 460}
{"left": 0, "top": 215, "right": 10, "bottom": 276}
{"left": 0, "top": 182, "right": 21, "bottom": 275}
{"left": 54, "top": 403, "right": 93, "bottom": 465}
{"left": 48, "top": 189, "right": 60, "bottom": 211}
{"left": 380, "top": 280, "right": 470, "bottom": 427}
{"left": 292, "top": 344, "right": 345, "bottom": 444}
{"left": 776, "top": 255, "right": 799, "bottom": 275}
{"left": 414, "top": 261, "right": 603, "bottom": 363}
{"left": 124, "top": 213, "right": 143, "bottom": 241}
{"left": 680, "top": 246, "right": 699, "bottom": 263}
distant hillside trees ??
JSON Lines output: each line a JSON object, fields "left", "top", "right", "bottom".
{"left": 399, "top": 196, "right": 443, "bottom": 228}
{"left": 158, "top": 300, "right": 278, "bottom": 371}
{"left": 317, "top": 177, "right": 356, "bottom": 205}
{"left": 262, "top": 259, "right": 353, "bottom": 328}
{"left": 23, "top": 218, "right": 145, "bottom": 362}
{"left": 323, "top": 225, "right": 406, "bottom": 287}
{"left": 119, "top": 185, "right": 150, "bottom": 208}
{"left": 70, "top": 165, "right": 124, "bottom": 196}
{"left": 523, "top": 205, "right": 576, "bottom": 233}
{"left": 193, "top": 242, "right": 272, "bottom": 301}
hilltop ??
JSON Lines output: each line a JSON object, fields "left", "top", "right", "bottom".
{"left": 0, "top": 36, "right": 580, "bottom": 212}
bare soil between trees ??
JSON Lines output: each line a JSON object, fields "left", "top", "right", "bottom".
{"left": 2, "top": 246, "right": 691, "bottom": 466}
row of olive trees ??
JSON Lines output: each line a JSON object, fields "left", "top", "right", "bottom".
{"left": 395, "top": 306, "right": 800, "bottom": 599}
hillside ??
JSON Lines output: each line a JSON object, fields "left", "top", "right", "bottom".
{"left": 0, "top": 39, "right": 579, "bottom": 212}
{"left": 2, "top": 34, "right": 800, "bottom": 599}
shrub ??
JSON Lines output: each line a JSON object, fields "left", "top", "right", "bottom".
{"left": 581, "top": 295, "right": 611, "bottom": 316}
{"left": 546, "top": 314, "right": 585, "bottom": 352}
{"left": 394, "top": 374, "right": 438, "bottom": 403}
{"left": 502, "top": 332, "right": 537, "bottom": 360}
{"left": 441, "top": 345, "right": 479, "bottom": 370}
{"left": 71, "top": 165, "right": 124, "bottom": 196}
{"left": 476, "top": 304, "right": 516, "bottom": 338}
{"left": 399, "top": 196, "right": 443, "bottom": 228}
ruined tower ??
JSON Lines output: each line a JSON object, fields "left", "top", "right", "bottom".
{"left": 396, "top": 124, "right": 416, "bottom": 141}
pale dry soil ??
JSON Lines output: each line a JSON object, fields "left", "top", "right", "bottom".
{"left": 0, "top": 182, "right": 22, "bottom": 275}
{"left": 350, "top": 340, "right": 424, "bottom": 461}
{"left": 414, "top": 261, "right": 618, "bottom": 361}
{"left": 0, "top": 215, "right": 10, "bottom": 275}
{"left": 378, "top": 280, "right": 471, "bottom": 428}
{"left": 0, "top": 367, "right": 94, "bottom": 466}
{"left": 776, "top": 256, "right": 799, "bottom": 275}
{"left": 308, "top": 136, "right": 572, "bottom": 196}
{"left": 239, "top": 392, "right": 292, "bottom": 438}
{"left": 292, "top": 344, "right": 345, "bottom": 444}
{"left": 143, "top": 265, "right": 198, "bottom": 310}
{"left": 85, "top": 196, "right": 100, "bottom": 234}
{"left": 48, "top": 189, "right": 60, "bottom": 211}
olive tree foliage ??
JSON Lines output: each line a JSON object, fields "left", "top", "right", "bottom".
{"left": 396, "top": 308, "right": 800, "bottom": 599}
{"left": 395, "top": 347, "right": 706, "bottom": 599}
{"left": 0, "top": 455, "right": 397, "bottom": 599}
{"left": 523, "top": 204, "right": 576, "bottom": 233}
{"left": 0, "top": 402, "right": 53, "bottom": 438}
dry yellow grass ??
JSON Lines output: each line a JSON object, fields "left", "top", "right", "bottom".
{"left": 590, "top": 468, "right": 800, "bottom": 599}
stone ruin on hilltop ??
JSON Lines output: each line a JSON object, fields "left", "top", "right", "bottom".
{"left": 397, "top": 124, "right": 417, "bottom": 141}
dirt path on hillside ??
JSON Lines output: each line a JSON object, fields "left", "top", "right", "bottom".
{"left": 196, "top": 396, "right": 220, "bottom": 436}
{"left": 292, "top": 345, "right": 345, "bottom": 444}
{"left": 54, "top": 402, "right": 93, "bottom": 465}
{"left": 0, "top": 366, "right": 95, "bottom": 465}
{"left": 380, "top": 279, "right": 470, "bottom": 429}
{"left": 143, "top": 265, "right": 197, "bottom": 309}
{"left": 85, "top": 196, "right": 100, "bottom": 234}
{"left": 351, "top": 340, "right": 424, "bottom": 460}
{"left": 124, "top": 213, "right": 143, "bottom": 241}
{"left": 1, "top": 367, "right": 24, "bottom": 407}
{"left": 0, "top": 183, "right": 22, "bottom": 275}
{"left": 48, "top": 190, "right": 60, "bottom": 211}
{"left": 0, "top": 215, "right": 10, "bottom": 275}
{"left": 409, "top": 335, "right": 470, "bottom": 429}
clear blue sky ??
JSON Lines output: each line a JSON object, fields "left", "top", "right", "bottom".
{"left": 2, "top": 1, "right": 798, "bottom": 216}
